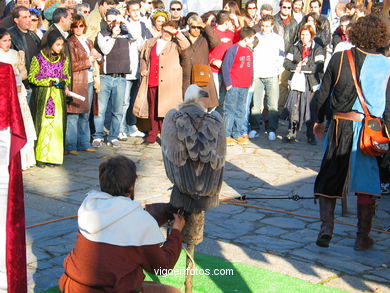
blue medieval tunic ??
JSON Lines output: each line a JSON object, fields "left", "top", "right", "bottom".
{"left": 314, "top": 48, "right": 390, "bottom": 198}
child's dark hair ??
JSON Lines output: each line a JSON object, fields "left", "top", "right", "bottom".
{"left": 99, "top": 155, "right": 137, "bottom": 196}
{"left": 0, "top": 28, "right": 10, "bottom": 40}
{"left": 42, "top": 30, "right": 66, "bottom": 61}
{"left": 240, "top": 26, "right": 256, "bottom": 40}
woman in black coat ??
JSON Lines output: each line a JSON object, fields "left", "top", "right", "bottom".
{"left": 282, "top": 24, "right": 324, "bottom": 144}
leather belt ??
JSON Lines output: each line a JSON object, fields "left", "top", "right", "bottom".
{"left": 106, "top": 73, "right": 127, "bottom": 78}
{"left": 333, "top": 111, "right": 364, "bottom": 146}
{"left": 333, "top": 111, "right": 364, "bottom": 122}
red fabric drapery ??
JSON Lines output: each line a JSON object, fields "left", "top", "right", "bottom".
{"left": 0, "top": 62, "right": 27, "bottom": 293}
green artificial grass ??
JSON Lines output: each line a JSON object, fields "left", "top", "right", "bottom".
{"left": 40, "top": 251, "right": 347, "bottom": 293}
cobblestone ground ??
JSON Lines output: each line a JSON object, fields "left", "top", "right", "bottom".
{"left": 23, "top": 128, "right": 390, "bottom": 292}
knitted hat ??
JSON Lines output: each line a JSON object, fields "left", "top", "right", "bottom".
{"left": 151, "top": 9, "right": 169, "bottom": 22}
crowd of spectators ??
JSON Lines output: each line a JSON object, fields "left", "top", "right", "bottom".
{"left": 0, "top": 0, "right": 387, "bottom": 174}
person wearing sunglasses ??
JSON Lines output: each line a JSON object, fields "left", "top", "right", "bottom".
{"left": 244, "top": 0, "right": 260, "bottom": 28}
{"left": 75, "top": 3, "right": 91, "bottom": 19}
{"left": 29, "top": 8, "right": 44, "bottom": 39}
{"left": 169, "top": 0, "right": 186, "bottom": 30}
{"left": 273, "top": 0, "right": 299, "bottom": 115}
{"left": 181, "top": 15, "right": 220, "bottom": 110}
{"left": 66, "top": 14, "right": 102, "bottom": 155}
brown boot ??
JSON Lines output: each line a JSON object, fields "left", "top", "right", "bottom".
{"left": 316, "top": 196, "right": 336, "bottom": 248}
{"left": 354, "top": 203, "right": 375, "bottom": 250}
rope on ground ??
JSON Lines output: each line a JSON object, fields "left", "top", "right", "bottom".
{"left": 26, "top": 215, "right": 77, "bottom": 229}
{"left": 220, "top": 199, "right": 390, "bottom": 234}
{"left": 317, "top": 273, "right": 343, "bottom": 285}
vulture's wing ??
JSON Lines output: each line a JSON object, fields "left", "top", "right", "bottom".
{"left": 161, "top": 107, "right": 226, "bottom": 212}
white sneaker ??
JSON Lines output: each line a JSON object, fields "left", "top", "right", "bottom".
{"left": 129, "top": 130, "right": 145, "bottom": 138}
{"left": 118, "top": 132, "right": 128, "bottom": 141}
{"left": 249, "top": 130, "right": 259, "bottom": 139}
{"left": 107, "top": 139, "right": 121, "bottom": 148}
{"left": 268, "top": 131, "right": 276, "bottom": 141}
{"left": 92, "top": 139, "right": 103, "bottom": 148}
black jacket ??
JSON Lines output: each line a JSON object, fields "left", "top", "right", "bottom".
{"left": 273, "top": 13, "right": 299, "bottom": 53}
{"left": 8, "top": 25, "right": 40, "bottom": 70}
{"left": 284, "top": 40, "right": 325, "bottom": 91}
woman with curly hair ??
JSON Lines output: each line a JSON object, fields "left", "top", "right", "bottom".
{"left": 313, "top": 15, "right": 390, "bottom": 250}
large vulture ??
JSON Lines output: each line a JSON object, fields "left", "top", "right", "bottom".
{"left": 161, "top": 85, "right": 226, "bottom": 213}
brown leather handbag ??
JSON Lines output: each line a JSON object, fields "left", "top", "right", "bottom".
{"left": 191, "top": 64, "right": 210, "bottom": 87}
{"left": 347, "top": 50, "right": 389, "bottom": 156}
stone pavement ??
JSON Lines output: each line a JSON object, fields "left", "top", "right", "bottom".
{"left": 23, "top": 128, "right": 390, "bottom": 292}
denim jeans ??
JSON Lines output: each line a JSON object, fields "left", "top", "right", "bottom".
{"left": 213, "top": 72, "right": 226, "bottom": 115}
{"left": 65, "top": 83, "right": 93, "bottom": 150}
{"left": 242, "top": 84, "right": 253, "bottom": 135}
{"left": 251, "top": 76, "right": 279, "bottom": 132}
{"left": 93, "top": 75, "right": 126, "bottom": 142}
{"left": 119, "top": 79, "right": 139, "bottom": 134}
{"left": 223, "top": 87, "right": 249, "bottom": 138}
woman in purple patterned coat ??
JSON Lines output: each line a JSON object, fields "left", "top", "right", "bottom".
{"left": 28, "top": 30, "right": 71, "bottom": 167}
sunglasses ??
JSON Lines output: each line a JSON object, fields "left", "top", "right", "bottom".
{"left": 73, "top": 24, "right": 85, "bottom": 28}
{"left": 82, "top": 10, "right": 90, "bottom": 14}
{"left": 247, "top": 7, "right": 257, "bottom": 10}
{"left": 106, "top": 9, "right": 120, "bottom": 15}
{"left": 282, "top": 6, "right": 292, "bottom": 9}
{"left": 190, "top": 26, "right": 202, "bottom": 29}
{"left": 31, "top": 18, "right": 39, "bottom": 22}
{"left": 170, "top": 8, "right": 182, "bottom": 11}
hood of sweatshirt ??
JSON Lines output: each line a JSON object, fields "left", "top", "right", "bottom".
{"left": 78, "top": 190, "right": 166, "bottom": 246}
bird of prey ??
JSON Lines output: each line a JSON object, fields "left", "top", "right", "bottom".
{"left": 161, "top": 85, "right": 226, "bottom": 213}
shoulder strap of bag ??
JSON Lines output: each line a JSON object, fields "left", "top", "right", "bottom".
{"left": 334, "top": 50, "right": 344, "bottom": 86}
{"left": 347, "top": 49, "right": 370, "bottom": 116}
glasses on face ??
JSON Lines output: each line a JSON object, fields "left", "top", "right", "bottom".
{"left": 106, "top": 9, "right": 120, "bottom": 15}
{"left": 31, "top": 18, "right": 39, "bottom": 22}
{"left": 282, "top": 6, "right": 292, "bottom": 9}
{"left": 247, "top": 7, "right": 257, "bottom": 10}
{"left": 190, "top": 26, "right": 202, "bottom": 30}
{"left": 74, "top": 24, "right": 85, "bottom": 28}
{"left": 170, "top": 7, "right": 182, "bottom": 11}
{"left": 82, "top": 10, "right": 90, "bottom": 14}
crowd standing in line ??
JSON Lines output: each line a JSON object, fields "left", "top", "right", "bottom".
{"left": 0, "top": 0, "right": 389, "bottom": 256}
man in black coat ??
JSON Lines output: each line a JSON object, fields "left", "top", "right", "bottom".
{"left": 8, "top": 6, "right": 40, "bottom": 101}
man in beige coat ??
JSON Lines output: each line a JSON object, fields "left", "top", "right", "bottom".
{"left": 133, "top": 21, "right": 190, "bottom": 144}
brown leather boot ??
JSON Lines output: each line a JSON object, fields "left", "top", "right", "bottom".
{"left": 354, "top": 203, "right": 375, "bottom": 250}
{"left": 316, "top": 196, "right": 337, "bottom": 247}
